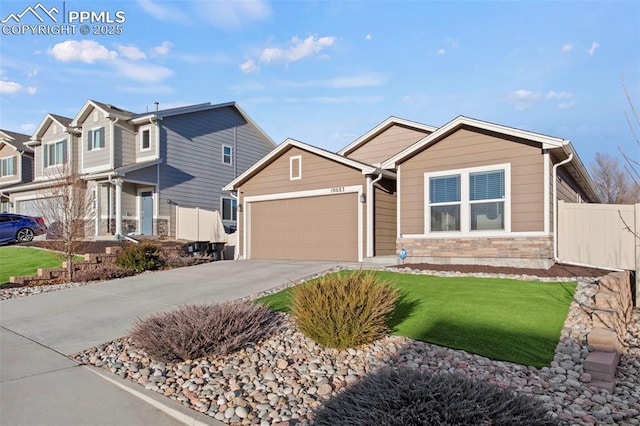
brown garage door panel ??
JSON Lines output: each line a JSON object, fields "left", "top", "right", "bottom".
{"left": 250, "top": 193, "right": 358, "bottom": 261}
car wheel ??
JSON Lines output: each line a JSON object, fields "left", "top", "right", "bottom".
{"left": 16, "top": 228, "right": 34, "bottom": 242}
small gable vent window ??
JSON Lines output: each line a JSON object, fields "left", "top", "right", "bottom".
{"left": 93, "top": 111, "right": 100, "bottom": 122}
{"left": 290, "top": 155, "right": 302, "bottom": 180}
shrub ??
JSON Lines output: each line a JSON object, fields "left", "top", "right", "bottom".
{"left": 115, "top": 243, "right": 161, "bottom": 273}
{"left": 130, "top": 301, "right": 282, "bottom": 363}
{"left": 291, "top": 270, "right": 398, "bottom": 349}
{"left": 72, "top": 265, "right": 135, "bottom": 282}
{"left": 313, "top": 368, "right": 563, "bottom": 426}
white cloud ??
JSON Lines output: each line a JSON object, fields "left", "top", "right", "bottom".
{"left": 20, "top": 123, "right": 35, "bottom": 133}
{"left": 136, "top": 0, "right": 189, "bottom": 23}
{"left": 260, "top": 35, "right": 335, "bottom": 64}
{"left": 281, "top": 95, "right": 384, "bottom": 104}
{"left": 506, "top": 89, "right": 542, "bottom": 111}
{"left": 49, "top": 40, "right": 117, "bottom": 63}
{"left": 153, "top": 41, "right": 173, "bottom": 55}
{"left": 546, "top": 91, "right": 573, "bottom": 100}
{"left": 588, "top": 41, "right": 600, "bottom": 56}
{"left": 26, "top": 69, "right": 38, "bottom": 78}
{"left": 0, "top": 80, "right": 37, "bottom": 95}
{"left": 240, "top": 59, "right": 259, "bottom": 74}
{"left": 402, "top": 95, "right": 425, "bottom": 105}
{"left": 113, "top": 60, "right": 173, "bottom": 82}
{"left": 557, "top": 101, "right": 576, "bottom": 109}
{"left": 276, "top": 74, "right": 385, "bottom": 89}
{"left": 117, "top": 45, "right": 147, "bottom": 60}
{"left": 118, "top": 84, "right": 174, "bottom": 94}
{"left": 0, "top": 80, "right": 22, "bottom": 94}
{"left": 365, "top": 34, "right": 372, "bottom": 40}
{"left": 198, "top": 0, "right": 271, "bottom": 29}
{"left": 444, "top": 37, "right": 459, "bottom": 48}
{"left": 436, "top": 48, "right": 446, "bottom": 55}
{"left": 561, "top": 43, "right": 573, "bottom": 52}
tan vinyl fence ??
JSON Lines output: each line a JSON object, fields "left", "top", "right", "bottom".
{"left": 175, "top": 206, "right": 227, "bottom": 242}
{"left": 558, "top": 201, "right": 638, "bottom": 269}
{"left": 558, "top": 201, "right": 639, "bottom": 305}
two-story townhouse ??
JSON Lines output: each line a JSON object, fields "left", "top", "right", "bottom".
{"left": 0, "top": 130, "right": 34, "bottom": 212}
{"left": 5, "top": 115, "right": 79, "bottom": 219}
{"left": 16, "top": 100, "right": 275, "bottom": 238}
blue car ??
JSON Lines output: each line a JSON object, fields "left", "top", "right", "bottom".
{"left": 0, "top": 213, "right": 47, "bottom": 244}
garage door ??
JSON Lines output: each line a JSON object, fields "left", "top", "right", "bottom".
{"left": 249, "top": 193, "right": 359, "bottom": 261}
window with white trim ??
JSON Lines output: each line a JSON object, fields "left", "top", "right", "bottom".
{"left": 87, "top": 127, "right": 105, "bottom": 151}
{"left": 0, "top": 156, "right": 16, "bottom": 177}
{"left": 221, "top": 197, "right": 237, "bottom": 221}
{"left": 290, "top": 155, "right": 302, "bottom": 180}
{"left": 140, "top": 129, "right": 151, "bottom": 151}
{"left": 222, "top": 145, "right": 233, "bottom": 165}
{"left": 426, "top": 164, "right": 509, "bottom": 233}
{"left": 44, "top": 140, "right": 66, "bottom": 167}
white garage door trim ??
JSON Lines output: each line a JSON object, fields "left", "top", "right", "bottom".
{"left": 243, "top": 185, "right": 364, "bottom": 262}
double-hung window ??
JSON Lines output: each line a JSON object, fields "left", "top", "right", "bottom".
{"left": 87, "top": 127, "right": 105, "bottom": 151}
{"left": 0, "top": 156, "right": 16, "bottom": 177}
{"left": 426, "top": 164, "right": 509, "bottom": 233}
{"left": 222, "top": 145, "right": 233, "bottom": 165}
{"left": 45, "top": 140, "right": 66, "bottom": 167}
{"left": 221, "top": 197, "right": 237, "bottom": 221}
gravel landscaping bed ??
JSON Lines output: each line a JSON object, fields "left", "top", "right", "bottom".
{"left": 70, "top": 269, "right": 640, "bottom": 426}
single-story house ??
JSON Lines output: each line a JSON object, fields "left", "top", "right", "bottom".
{"left": 224, "top": 115, "right": 599, "bottom": 268}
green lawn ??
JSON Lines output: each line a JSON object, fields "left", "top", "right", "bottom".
{"left": 257, "top": 271, "right": 576, "bottom": 368}
{"left": 0, "top": 247, "right": 74, "bottom": 285}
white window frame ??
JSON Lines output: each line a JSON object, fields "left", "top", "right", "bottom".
{"left": 139, "top": 127, "right": 151, "bottom": 152}
{"left": 45, "top": 140, "right": 65, "bottom": 167}
{"left": 222, "top": 145, "right": 233, "bottom": 165}
{"left": 221, "top": 196, "right": 237, "bottom": 221}
{"left": 87, "top": 126, "right": 106, "bottom": 151}
{"left": 290, "top": 155, "right": 302, "bottom": 180}
{"left": 0, "top": 156, "right": 16, "bottom": 177}
{"left": 424, "top": 163, "right": 511, "bottom": 236}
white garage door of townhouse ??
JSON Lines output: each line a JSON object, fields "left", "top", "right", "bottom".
{"left": 248, "top": 192, "right": 359, "bottom": 262}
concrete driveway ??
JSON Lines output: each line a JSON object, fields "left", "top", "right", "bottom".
{"left": 0, "top": 259, "right": 338, "bottom": 425}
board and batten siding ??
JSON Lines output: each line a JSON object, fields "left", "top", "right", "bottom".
{"left": 345, "top": 124, "right": 430, "bottom": 165}
{"left": 399, "top": 128, "right": 545, "bottom": 235}
{"left": 158, "top": 106, "right": 274, "bottom": 220}
{"left": 114, "top": 122, "right": 136, "bottom": 168}
{"left": 374, "top": 184, "right": 397, "bottom": 255}
{"left": 81, "top": 107, "right": 112, "bottom": 171}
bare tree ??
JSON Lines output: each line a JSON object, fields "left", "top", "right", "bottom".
{"left": 590, "top": 152, "right": 640, "bottom": 204}
{"left": 35, "top": 165, "right": 94, "bottom": 282}
{"left": 620, "top": 74, "right": 640, "bottom": 186}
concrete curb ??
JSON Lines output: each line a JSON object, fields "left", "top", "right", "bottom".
{"left": 85, "top": 366, "right": 225, "bottom": 426}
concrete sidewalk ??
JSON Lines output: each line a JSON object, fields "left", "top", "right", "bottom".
{"left": 0, "top": 259, "right": 338, "bottom": 425}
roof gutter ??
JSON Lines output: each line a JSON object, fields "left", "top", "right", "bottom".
{"left": 553, "top": 153, "right": 573, "bottom": 263}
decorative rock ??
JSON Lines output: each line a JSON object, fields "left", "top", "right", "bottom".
{"left": 235, "top": 406, "right": 249, "bottom": 418}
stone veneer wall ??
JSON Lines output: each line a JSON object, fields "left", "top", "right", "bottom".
{"left": 584, "top": 271, "right": 634, "bottom": 391}
{"left": 155, "top": 219, "right": 169, "bottom": 237}
{"left": 398, "top": 236, "right": 554, "bottom": 268}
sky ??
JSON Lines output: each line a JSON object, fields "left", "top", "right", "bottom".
{"left": 0, "top": 0, "right": 639, "bottom": 168}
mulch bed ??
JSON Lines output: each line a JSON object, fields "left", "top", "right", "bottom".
{"left": 391, "top": 262, "right": 612, "bottom": 278}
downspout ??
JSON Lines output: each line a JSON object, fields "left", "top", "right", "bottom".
{"left": 110, "top": 117, "right": 119, "bottom": 170}
{"left": 229, "top": 191, "right": 241, "bottom": 260}
{"left": 367, "top": 173, "right": 383, "bottom": 258}
{"left": 553, "top": 153, "right": 573, "bottom": 263}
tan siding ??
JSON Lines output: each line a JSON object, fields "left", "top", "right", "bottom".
{"left": 240, "top": 147, "right": 365, "bottom": 196}
{"left": 399, "top": 128, "right": 545, "bottom": 234}
{"left": 557, "top": 168, "right": 580, "bottom": 203}
{"left": 346, "top": 125, "right": 430, "bottom": 165}
{"left": 374, "top": 185, "right": 397, "bottom": 255}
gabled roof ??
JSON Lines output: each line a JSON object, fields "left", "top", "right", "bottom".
{"left": 338, "top": 116, "right": 437, "bottom": 156}
{"left": 224, "top": 138, "right": 394, "bottom": 191}
{"left": 28, "top": 113, "right": 75, "bottom": 145}
{"left": 131, "top": 101, "right": 276, "bottom": 148}
{"left": 381, "top": 115, "right": 568, "bottom": 168}
{"left": 0, "top": 129, "right": 32, "bottom": 152}
{"left": 71, "top": 99, "right": 135, "bottom": 126}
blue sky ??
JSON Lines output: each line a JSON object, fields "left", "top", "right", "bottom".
{"left": 1, "top": 0, "right": 638, "bottom": 167}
